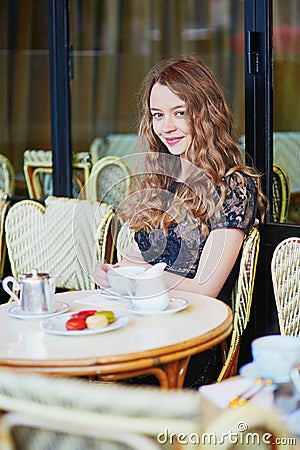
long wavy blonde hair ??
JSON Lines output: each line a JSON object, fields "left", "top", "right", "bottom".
{"left": 118, "top": 56, "right": 266, "bottom": 234}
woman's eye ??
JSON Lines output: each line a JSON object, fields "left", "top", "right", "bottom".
{"left": 152, "top": 112, "right": 163, "bottom": 119}
{"left": 176, "top": 110, "right": 185, "bottom": 117}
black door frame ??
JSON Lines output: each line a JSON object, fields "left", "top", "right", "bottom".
{"left": 245, "top": 0, "right": 300, "bottom": 338}
{"left": 48, "top": 0, "right": 73, "bottom": 197}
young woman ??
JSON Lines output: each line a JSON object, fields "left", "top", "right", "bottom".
{"left": 93, "top": 56, "right": 266, "bottom": 387}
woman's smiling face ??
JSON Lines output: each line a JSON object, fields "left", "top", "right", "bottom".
{"left": 150, "top": 83, "right": 192, "bottom": 158}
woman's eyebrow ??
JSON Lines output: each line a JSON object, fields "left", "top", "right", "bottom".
{"left": 150, "top": 104, "right": 185, "bottom": 111}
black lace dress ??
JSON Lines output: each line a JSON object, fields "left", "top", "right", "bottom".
{"left": 133, "top": 173, "right": 258, "bottom": 388}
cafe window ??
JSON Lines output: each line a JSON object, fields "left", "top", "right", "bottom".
{"left": 0, "top": 0, "right": 299, "bottom": 227}
{"left": 0, "top": 0, "right": 244, "bottom": 193}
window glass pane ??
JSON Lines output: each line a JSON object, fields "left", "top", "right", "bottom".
{"left": 273, "top": 0, "right": 300, "bottom": 224}
{"left": 0, "top": 1, "right": 50, "bottom": 195}
{"left": 0, "top": 0, "right": 244, "bottom": 194}
{"left": 69, "top": 0, "right": 245, "bottom": 157}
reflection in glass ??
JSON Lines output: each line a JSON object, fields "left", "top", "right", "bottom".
{"left": 1, "top": 1, "right": 245, "bottom": 196}
{"left": 273, "top": 0, "right": 300, "bottom": 224}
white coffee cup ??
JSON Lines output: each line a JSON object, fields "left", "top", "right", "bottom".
{"left": 131, "top": 262, "right": 170, "bottom": 312}
{"left": 107, "top": 266, "right": 146, "bottom": 296}
{"left": 251, "top": 334, "right": 300, "bottom": 383}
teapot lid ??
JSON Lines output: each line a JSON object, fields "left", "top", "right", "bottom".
{"left": 19, "top": 268, "right": 51, "bottom": 281}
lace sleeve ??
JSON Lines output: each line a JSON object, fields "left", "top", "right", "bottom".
{"left": 210, "top": 173, "right": 258, "bottom": 236}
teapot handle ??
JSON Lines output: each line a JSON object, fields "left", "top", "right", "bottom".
{"left": 2, "top": 276, "right": 20, "bottom": 304}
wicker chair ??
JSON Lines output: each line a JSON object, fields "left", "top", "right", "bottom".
{"left": 272, "top": 163, "right": 290, "bottom": 223}
{"left": 217, "top": 224, "right": 260, "bottom": 381}
{"left": 0, "top": 154, "right": 15, "bottom": 195}
{"left": 0, "top": 194, "right": 11, "bottom": 279}
{"left": 5, "top": 197, "right": 115, "bottom": 291}
{"left": 23, "top": 150, "right": 92, "bottom": 199}
{"left": 0, "top": 370, "right": 201, "bottom": 450}
{"left": 116, "top": 221, "right": 135, "bottom": 262}
{"left": 271, "top": 237, "right": 300, "bottom": 337}
{"left": 86, "top": 156, "right": 132, "bottom": 208}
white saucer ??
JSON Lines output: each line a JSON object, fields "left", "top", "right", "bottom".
{"left": 8, "top": 302, "right": 70, "bottom": 320}
{"left": 40, "top": 311, "right": 129, "bottom": 336}
{"left": 239, "top": 362, "right": 290, "bottom": 383}
{"left": 126, "top": 297, "right": 188, "bottom": 315}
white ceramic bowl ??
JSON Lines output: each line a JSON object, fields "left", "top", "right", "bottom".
{"left": 107, "top": 266, "right": 145, "bottom": 296}
{"left": 251, "top": 334, "right": 300, "bottom": 382}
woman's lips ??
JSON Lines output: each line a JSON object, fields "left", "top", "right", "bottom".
{"left": 165, "top": 137, "right": 183, "bottom": 146}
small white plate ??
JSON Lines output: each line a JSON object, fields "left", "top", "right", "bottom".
{"left": 40, "top": 311, "right": 129, "bottom": 336}
{"left": 126, "top": 297, "right": 188, "bottom": 315}
{"left": 239, "top": 362, "right": 290, "bottom": 383}
{"left": 8, "top": 302, "right": 70, "bottom": 320}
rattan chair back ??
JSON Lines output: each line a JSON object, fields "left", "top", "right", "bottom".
{"left": 217, "top": 224, "right": 260, "bottom": 381}
{"left": 0, "top": 154, "right": 15, "bottom": 195}
{"left": 271, "top": 237, "right": 300, "bottom": 336}
{"left": 0, "top": 194, "right": 11, "bottom": 279}
{"left": 116, "top": 222, "right": 135, "bottom": 262}
{"left": 23, "top": 150, "right": 92, "bottom": 199}
{"left": 272, "top": 163, "right": 290, "bottom": 223}
{"left": 86, "top": 156, "right": 132, "bottom": 208}
{"left": 5, "top": 197, "right": 115, "bottom": 291}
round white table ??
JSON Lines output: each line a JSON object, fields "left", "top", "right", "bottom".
{"left": 0, "top": 290, "right": 232, "bottom": 388}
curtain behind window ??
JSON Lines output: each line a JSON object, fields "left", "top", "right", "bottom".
{"left": 70, "top": 0, "right": 244, "bottom": 149}
{"left": 1, "top": 0, "right": 243, "bottom": 178}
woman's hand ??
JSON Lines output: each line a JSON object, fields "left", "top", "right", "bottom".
{"left": 93, "top": 263, "right": 115, "bottom": 289}
{"left": 93, "top": 255, "right": 149, "bottom": 289}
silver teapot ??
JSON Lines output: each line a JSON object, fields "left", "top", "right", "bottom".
{"left": 3, "top": 268, "right": 58, "bottom": 314}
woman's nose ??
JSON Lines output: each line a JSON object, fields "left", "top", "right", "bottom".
{"left": 162, "top": 115, "right": 176, "bottom": 132}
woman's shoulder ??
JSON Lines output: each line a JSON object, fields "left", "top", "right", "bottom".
{"left": 212, "top": 170, "right": 258, "bottom": 234}
{"left": 223, "top": 170, "right": 257, "bottom": 194}
{"left": 224, "top": 169, "right": 256, "bottom": 183}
